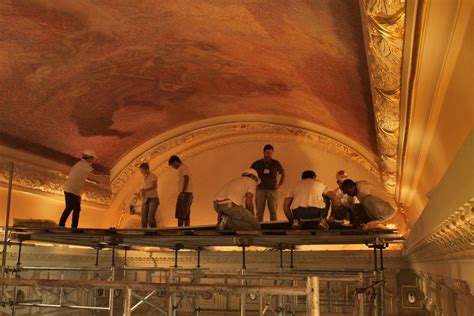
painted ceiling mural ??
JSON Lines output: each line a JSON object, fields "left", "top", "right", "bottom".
{"left": 0, "top": 0, "right": 375, "bottom": 168}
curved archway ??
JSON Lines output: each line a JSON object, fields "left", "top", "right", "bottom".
{"left": 105, "top": 115, "right": 382, "bottom": 228}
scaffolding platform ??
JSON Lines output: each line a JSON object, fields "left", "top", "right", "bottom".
{"left": 8, "top": 221, "right": 404, "bottom": 250}
{"left": 1, "top": 222, "right": 401, "bottom": 315}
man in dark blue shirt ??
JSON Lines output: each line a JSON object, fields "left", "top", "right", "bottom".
{"left": 250, "top": 144, "right": 285, "bottom": 221}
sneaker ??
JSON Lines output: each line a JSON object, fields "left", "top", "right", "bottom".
{"left": 291, "top": 220, "right": 301, "bottom": 230}
{"left": 317, "top": 219, "right": 329, "bottom": 230}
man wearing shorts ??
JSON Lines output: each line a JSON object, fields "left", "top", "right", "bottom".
{"left": 169, "top": 155, "right": 193, "bottom": 227}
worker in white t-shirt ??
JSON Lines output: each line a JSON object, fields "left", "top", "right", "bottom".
{"left": 59, "top": 149, "right": 105, "bottom": 228}
{"left": 213, "top": 168, "right": 261, "bottom": 231}
{"left": 135, "top": 162, "right": 159, "bottom": 228}
{"left": 168, "top": 155, "right": 193, "bottom": 227}
{"left": 341, "top": 179, "right": 397, "bottom": 229}
{"left": 283, "top": 170, "right": 331, "bottom": 230}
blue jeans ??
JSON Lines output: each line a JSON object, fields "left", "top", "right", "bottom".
{"left": 213, "top": 202, "right": 260, "bottom": 231}
{"left": 141, "top": 197, "right": 159, "bottom": 228}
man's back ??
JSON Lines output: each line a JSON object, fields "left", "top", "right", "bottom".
{"left": 288, "top": 179, "right": 328, "bottom": 209}
{"left": 64, "top": 160, "right": 93, "bottom": 195}
{"left": 215, "top": 177, "right": 256, "bottom": 206}
{"left": 356, "top": 181, "right": 396, "bottom": 209}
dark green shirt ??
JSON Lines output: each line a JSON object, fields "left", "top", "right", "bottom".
{"left": 250, "top": 159, "right": 284, "bottom": 190}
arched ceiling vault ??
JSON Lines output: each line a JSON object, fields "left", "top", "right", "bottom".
{"left": 0, "top": 0, "right": 377, "bottom": 170}
{"left": 0, "top": 0, "right": 407, "bottom": 202}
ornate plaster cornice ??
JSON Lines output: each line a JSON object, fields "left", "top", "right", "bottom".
{"left": 359, "top": 0, "right": 405, "bottom": 194}
{"left": 0, "top": 159, "right": 111, "bottom": 206}
{"left": 404, "top": 199, "right": 473, "bottom": 262}
{"left": 110, "top": 122, "right": 381, "bottom": 198}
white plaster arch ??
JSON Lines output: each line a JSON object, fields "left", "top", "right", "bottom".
{"left": 105, "top": 115, "right": 382, "bottom": 228}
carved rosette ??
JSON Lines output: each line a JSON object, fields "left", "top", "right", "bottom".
{"left": 110, "top": 122, "right": 380, "bottom": 197}
{"left": 360, "top": 0, "right": 405, "bottom": 194}
{"left": 405, "top": 199, "right": 474, "bottom": 261}
{"left": 0, "top": 160, "right": 111, "bottom": 206}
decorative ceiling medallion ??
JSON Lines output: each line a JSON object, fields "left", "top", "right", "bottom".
{"left": 360, "top": 0, "right": 405, "bottom": 194}
{"left": 110, "top": 122, "right": 380, "bottom": 197}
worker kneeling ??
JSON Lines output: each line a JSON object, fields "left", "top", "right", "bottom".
{"left": 283, "top": 170, "right": 331, "bottom": 230}
{"left": 213, "top": 168, "right": 261, "bottom": 231}
{"left": 340, "top": 179, "right": 396, "bottom": 229}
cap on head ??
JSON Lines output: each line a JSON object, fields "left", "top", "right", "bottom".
{"left": 242, "top": 168, "right": 261, "bottom": 184}
{"left": 336, "top": 170, "right": 348, "bottom": 182}
{"left": 82, "top": 149, "right": 97, "bottom": 158}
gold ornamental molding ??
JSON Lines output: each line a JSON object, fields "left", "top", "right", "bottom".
{"left": 359, "top": 0, "right": 406, "bottom": 194}
{"left": 404, "top": 199, "right": 473, "bottom": 262}
{"left": 110, "top": 121, "right": 381, "bottom": 198}
{"left": 0, "top": 159, "right": 111, "bottom": 206}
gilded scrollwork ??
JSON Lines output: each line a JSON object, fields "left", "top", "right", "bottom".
{"left": 360, "top": 0, "right": 405, "bottom": 194}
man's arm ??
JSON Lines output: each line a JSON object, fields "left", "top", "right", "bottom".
{"left": 244, "top": 192, "right": 254, "bottom": 214}
{"left": 87, "top": 172, "right": 110, "bottom": 185}
{"left": 283, "top": 196, "right": 294, "bottom": 221}
{"left": 90, "top": 169, "right": 109, "bottom": 175}
{"left": 275, "top": 161, "right": 285, "bottom": 189}
{"left": 277, "top": 170, "right": 286, "bottom": 188}
{"left": 325, "top": 190, "right": 340, "bottom": 207}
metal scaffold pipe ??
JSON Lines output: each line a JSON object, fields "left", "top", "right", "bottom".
{"left": 1, "top": 161, "right": 14, "bottom": 304}
{"left": 0, "top": 278, "right": 309, "bottom": 296}
{"left": 1, "top": 162, "right": 14, "bottom": 271}
{"left": 307, "top": 276, "right": 320, "bottom": 316}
